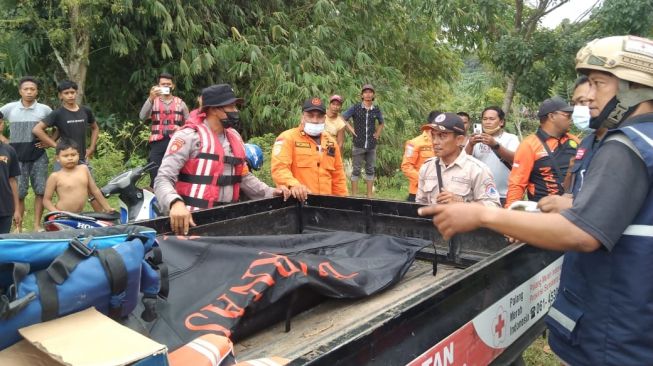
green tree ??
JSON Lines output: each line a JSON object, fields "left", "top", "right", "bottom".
{"left": 427, "top": 0, "right": 571, "bottom": 115}
{"left": 1, "top": 0, "right": 464, "bottom": 178}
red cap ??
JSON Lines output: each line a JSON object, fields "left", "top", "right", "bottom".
{"left": 329, "top": 94, "right": 344, "bottom": 103}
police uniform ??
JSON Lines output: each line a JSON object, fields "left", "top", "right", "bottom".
{"left": 153, "top": 84, "right": 275, "bottom": 214}
{"left": 271, "top": 98, "right": 348, "bottom": 196}
{"left": 416, "top": 113, "right": 500, "bottom": 207}
{"left": 401, "top": 131, "right": 434, "bottom": 200}
{"left": 416, "top": 152, "right": 500, "bottom": 207}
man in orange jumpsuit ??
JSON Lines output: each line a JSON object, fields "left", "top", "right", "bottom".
{"left": 400, "top": 111, "right": 438, "bottom": 201}
{"left": 271, "top": 98, "right": 348, "bottom": 200}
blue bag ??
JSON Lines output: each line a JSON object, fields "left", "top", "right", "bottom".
{"left": 0, "top": 226, "right": 167, "bottom": 350}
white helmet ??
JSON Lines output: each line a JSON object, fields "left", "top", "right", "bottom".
{"left": 576, "top": 35, "right": 653, "bottom": 87}
{"left": 576, "top": 36, "right": 653, "bottom": 128}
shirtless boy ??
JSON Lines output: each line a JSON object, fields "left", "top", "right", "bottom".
{"left": 43, "top": 139, "right": 113, "bottom": 213}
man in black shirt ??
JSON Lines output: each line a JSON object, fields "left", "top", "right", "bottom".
{"left": 418, "top": 36, "right": 653, "bottom": 365}
{"left": 32, "top": 80, "right": 100, "bottom": 166}
{"left": 32, "top": 80, "right": 102, "bottom": 211}
{"left": 342, "top": 84, "right": 384, "bottom": 198}
{"left": 0, "top": 113, "right": 22, "bottom": 233}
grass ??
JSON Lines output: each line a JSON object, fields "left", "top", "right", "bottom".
{"left": 14, "top": 172, "right": 555, "bottom": 365}
{"left": 523, "top": 333, "right": 559, "bottom": 365}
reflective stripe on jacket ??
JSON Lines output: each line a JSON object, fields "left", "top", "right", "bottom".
{"left": 401, "top": 131, "right": 434, "bottom": 195}
{"left": 271, "top": 127, "right": 348, "bottom": 196}
{"left": 546, "top": 122, "right": 653, "bottom": 366}
{"left": 150, "top": 97, "right": 185, "bottom": 142}
{"left": 174, "top": 123, "right": 245, "bottom": 210}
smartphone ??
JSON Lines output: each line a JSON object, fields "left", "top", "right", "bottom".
{"left": 160, "top": 87, "right": 171, "bottom": 95}
{"left": 473, "top": 123, "right": 482, "bottom": 134}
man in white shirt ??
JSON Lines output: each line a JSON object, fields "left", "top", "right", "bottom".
{"left": 465, "top": 106, "right": 519, "bottom": 206}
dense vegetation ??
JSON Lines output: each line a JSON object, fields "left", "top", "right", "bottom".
{"left": 1, "top": 0, "right": 652, "bottom": 189}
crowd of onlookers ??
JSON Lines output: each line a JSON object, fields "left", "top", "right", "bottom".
{"left": 3, "top": 34, "right": 651, "bottom": 366}
{"left": 0, "top": 72, "right": 589, "bottom": 234}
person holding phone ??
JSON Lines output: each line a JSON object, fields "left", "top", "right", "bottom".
{"left": 465, "top": 106, "right": 520, "bottom": 206}
{"left": 139, "top": 72, "right": 190, "bottom": 186}
{"left": 419, "top": 35, "right": 653, "bottom": 365}
{"left": 416, "top": 113, "right": 500, "bottom": 207}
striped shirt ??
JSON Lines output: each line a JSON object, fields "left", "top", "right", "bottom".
{"left": 0, "top": 101, "right": 52, "bottom": 161}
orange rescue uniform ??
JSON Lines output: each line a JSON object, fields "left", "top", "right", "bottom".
{"left": 505, "top": 131, "right": 579, "bottom": 207}
{"left": 401, "top": 131, "right": 435, "bottom": 195}
{"left": 271, "top": 127, "right": 348, "bottom": 196}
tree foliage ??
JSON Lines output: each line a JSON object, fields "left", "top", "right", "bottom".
{"left": 2, "top": 0, "right": 653, "bottom": 179}
{"left": 1, "top": 0, "right": 463, "bottom": 177}
{"left": 428, "top": 0, "right": 653, "bottom": 120}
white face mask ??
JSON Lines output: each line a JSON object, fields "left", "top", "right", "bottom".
{"left": 304, "top": 122, "right": 325, "bottom": 136}
{"left": 572, "top": 105, "right": 592, "bottom": 132}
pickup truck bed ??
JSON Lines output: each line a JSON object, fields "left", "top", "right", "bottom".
{"left": 139, "top": 195, "right": 561, "bottom": 365}
{"left": 236, "top": 259, "right": 460, "bottom": 361}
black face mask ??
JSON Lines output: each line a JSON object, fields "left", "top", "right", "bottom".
{"left": 220, "top": 111, "right": 240, "bottom": 129}
{"left": 589, "top": 96, "right": 618, "bottom": 129}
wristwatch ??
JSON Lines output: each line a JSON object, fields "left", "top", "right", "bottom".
{"left": 170, "top": 197, "right": 184, "bottom": 209}
{"left": 491, "top": 142, "right": 501, "bottom": 150}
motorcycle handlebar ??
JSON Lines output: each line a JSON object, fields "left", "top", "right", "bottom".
{"left": 101, "top": 162, "right": 158, "bottom": 196}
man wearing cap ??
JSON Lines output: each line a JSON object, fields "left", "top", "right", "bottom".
{"left": 416, "top": 113, "right": 500, "bottom": 207}
{"left": 342, "top": 84, "right": 384, "bottom": 198}
{"left": 324, "top": 95, "right": 347, "bottom": 152}
{"left": 538, "top": 77, "right": 593, "bottom": 213}
{"left": 271, "top": 98, "right": 348, "bottom": 200}
{"left": 505, "top": 96, "right": 579, "bottom": 208}
{"left": 154, "top": 84, "right": 289, "bottom": 235}
{"left": 400, "top": 111, "right": 437, "bottom": 202}
{"left": 419, "top": 35, "right": 653, "bottom": 365}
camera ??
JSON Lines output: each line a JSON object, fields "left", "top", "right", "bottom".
{"left": 159, "top": 87, "right": 171, "bottom": 95}
{"left": 473, "top": 123, "right": 482, "bottom": 134}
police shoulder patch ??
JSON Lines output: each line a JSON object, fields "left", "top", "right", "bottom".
{"left": 167, "top": 137, "right": 185, "bottom": 154}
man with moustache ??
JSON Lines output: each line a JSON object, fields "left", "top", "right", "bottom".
{"left": 505, "top": 97, "right": 578, "bottom": 208}
{"left": 420, "top": 35, "right": 653, "bottom": 365}
{"left": 465, "top": 106, "right": 520, "bottom": 206}
{"left": 416, "top": 112, "right": 499, "bottom": 207}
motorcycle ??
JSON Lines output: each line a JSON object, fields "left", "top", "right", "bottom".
{"left": 43, "top": 162, "right": 160, "bottom": 231}
{"left": 44, "top": 143, "right": 264, "bottom": 231}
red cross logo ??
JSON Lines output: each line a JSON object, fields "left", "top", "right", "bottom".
{"left": 494, "top": 314, "right": 505, "bottom": 337}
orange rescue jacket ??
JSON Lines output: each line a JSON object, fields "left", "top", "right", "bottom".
{"left": 506, "top": 131, "right": 579, "bottom": 207}
{"left": 401, "top": 131, "right": 434, "bottom": 194}
{"left": 271, "top": 127, "right": 348, "bottom": 196}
